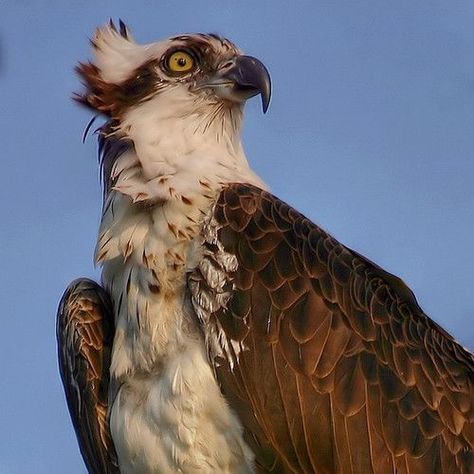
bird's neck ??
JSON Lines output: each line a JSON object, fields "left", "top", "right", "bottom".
{"left": 113, "top": 90, "right": 266, "bottom": 204}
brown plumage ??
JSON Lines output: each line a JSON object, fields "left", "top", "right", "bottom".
{"left": 75, "top": 59, "right": 162, "bottom": 118}
{"left": 56, "top": 279, "right": 119, "bottom": 473}
{"left": 191, "top": 183, "right": 474, "bottom": 473}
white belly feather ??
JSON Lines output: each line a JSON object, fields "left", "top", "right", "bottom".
{"left": 98, "top": 187, "right": 254, "bottom": 473}
{"left": 109, "top": 319, "right": 253, "bottom": 473}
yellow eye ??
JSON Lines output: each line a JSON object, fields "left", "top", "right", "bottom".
{"left": 167, "top": 50, "right": 195, "bottom": 73}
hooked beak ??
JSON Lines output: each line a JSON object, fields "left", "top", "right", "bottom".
{"left": 206, "top": 55, "right": 271, "bottom": 113}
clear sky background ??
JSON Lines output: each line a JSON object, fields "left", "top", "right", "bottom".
{"left": 1, "top": 1, "right": 474, "bottom": 472}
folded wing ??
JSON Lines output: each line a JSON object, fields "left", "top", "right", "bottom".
{"left": 192, "top": 183, "right": 474, "bottom": 473}
{"left": 56, "top": 278, "right": 118, "bottom": 473}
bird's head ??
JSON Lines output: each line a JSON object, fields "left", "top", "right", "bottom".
{"left": 76, "top": 21, "right": 271, "bottom": 202}
{"left": 76, "top": 21, "right": 271, "bottom": 122}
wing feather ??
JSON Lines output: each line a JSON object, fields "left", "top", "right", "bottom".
{"left": 56, "top": 278, "right": 118, "bottom": 473}
{"left": 193, "top": 183, "right": 474, "bottom": 473}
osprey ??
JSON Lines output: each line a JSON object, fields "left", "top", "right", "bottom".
{"left": 57, "top": 21, "right": 473, "bottom": 473}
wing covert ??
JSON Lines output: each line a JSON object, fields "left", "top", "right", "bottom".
{"left": 56, "top": 278, "right": 119, "bottom": 474}
{"left": 191, "top": 183, "right": 474, "bottom": 473}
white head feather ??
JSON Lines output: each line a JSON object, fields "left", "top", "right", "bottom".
{"left": 78, "top": 23, "right": 268, "bottom": 204}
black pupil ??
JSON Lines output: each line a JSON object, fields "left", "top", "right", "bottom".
{"left": 177, "top": 57, "right": 187, "bottom": 67}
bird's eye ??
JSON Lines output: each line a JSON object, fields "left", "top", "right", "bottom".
{"left": 166, "top": 50, "right": 195, "bottom": 74}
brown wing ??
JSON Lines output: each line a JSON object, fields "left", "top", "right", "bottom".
{"left": 194, "top": 184, "right": 474, "bottom": 473}
{"left": 56, "top": 278, "right": 119, "bottom": 473}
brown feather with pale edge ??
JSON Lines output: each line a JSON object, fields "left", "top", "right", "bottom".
{"left": 195, "top": 183, "right": 474, "bottom": 473}
{"left": 56, "top": 279, "right": 119, "bottom": 473}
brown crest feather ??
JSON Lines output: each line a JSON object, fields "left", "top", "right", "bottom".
{"left": 74, "top": 59, "right": 160, "bottom": 118}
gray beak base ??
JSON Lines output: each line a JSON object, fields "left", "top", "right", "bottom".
{"left": 217, "top": 55, "right": 272, "bottom": 113}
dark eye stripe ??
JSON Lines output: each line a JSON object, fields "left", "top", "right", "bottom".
{"left": 75, "top": 58, "right": 162, "bottom": 118}
{"left": 120, "top": 60, "right": 160, "bottom": 102}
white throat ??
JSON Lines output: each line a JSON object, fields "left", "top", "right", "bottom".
{"left": 112, "top": 87, "right": 266, "bottom": 205}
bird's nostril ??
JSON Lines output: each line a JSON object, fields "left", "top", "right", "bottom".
{"left": 221, "top": 61, "right": 234, "bottom": 70}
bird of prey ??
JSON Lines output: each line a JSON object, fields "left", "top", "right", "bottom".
{"left": 57, "top": 21, "right": 473, "bottom": 473}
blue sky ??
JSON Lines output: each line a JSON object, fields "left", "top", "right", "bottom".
{"left": 2, "top": 1, "right": 474, "bottom": 472}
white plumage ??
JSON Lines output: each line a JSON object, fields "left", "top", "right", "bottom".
{"left": 91, "top": 25, "right": 265, "bottom": 473}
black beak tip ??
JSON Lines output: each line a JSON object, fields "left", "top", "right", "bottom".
{"left": 250, "top": 56, "right": 271, "bottom": 114}
{"left": 251, "top": 56, "right": 271, "bottom": 113}
{"left": 262, "top": 91, "right": 271, "bottom": 114}
{"left": 227, "top": 55, "right": 272, "bottom": 114}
